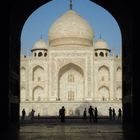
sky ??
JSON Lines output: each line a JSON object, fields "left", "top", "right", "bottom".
{"left": 21, "top": 0, "right": 122, "bottom": 55}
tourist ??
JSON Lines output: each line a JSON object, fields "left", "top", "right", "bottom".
{"left": 83, "top": 108, "right": 87, "bottom": 120}
{"left": 94, "top": 107, "right": 98, "bottom": 122}
{"left": 22, "top": 108, "right": 26, "bottom": 120}
{"left": 88, "top": 106, "right": 94, "bottom": 122}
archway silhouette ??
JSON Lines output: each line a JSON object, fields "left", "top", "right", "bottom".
{"left": 8, "top": 0, "right": 135, "bottom": 137}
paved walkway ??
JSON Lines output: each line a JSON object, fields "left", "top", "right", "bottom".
{"left": 6, "top": 119, "right": 137, "bottom": 140}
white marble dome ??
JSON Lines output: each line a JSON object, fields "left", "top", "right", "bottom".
{"left": 31, "top": 39, "right": 48, "bottom": 51}
{"left": 48, "top": 10, "right": 93, "bottom": 46}
{"left": 95, "top": 39, "right": 109, "bottom": 49}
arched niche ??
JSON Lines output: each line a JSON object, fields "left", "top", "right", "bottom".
{"left": 98, "top": 65, "right": 110, "bottom": 81}
{"left": 98, "top": 86, "right": 110, "bottom": 101}
{"left": 32, "top": 65, "right": 44, "bottom": 81}
{"left": 32, "top": 86, "right": 44, "bottom": 101}
{"left": 21, "top": 67, "right": 26, "bottom": 81}
{"left": 58, "top": 63, "right": 84, "bottom": 101}
{"left": 116, "top": 66, "right": 122, "bottom": 81}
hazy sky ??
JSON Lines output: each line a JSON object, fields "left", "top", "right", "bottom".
{"left": 21, "top": 0, "right": 121, "bottom": 55}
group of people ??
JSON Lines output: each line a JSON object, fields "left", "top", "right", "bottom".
{"left": 109, "top": 107, "right": 122, "bottom": 120}
{"left": 83, "top": 106, "right": 98, "bottom": 122}
{"left": 21, "top": 108, "right": 36, "bottom": 120}
{"left": 21, "top": 106, "right": 122, "bottom": 122}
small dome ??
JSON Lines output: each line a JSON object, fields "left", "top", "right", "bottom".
{"left": 48, "top": 10, "right": 93, "bottom": 46}
{"left": 31, "top": 39, "right": 48, "bottom": 51}
{"left": 95, "top": 39, "right": 109, "bottom": 49}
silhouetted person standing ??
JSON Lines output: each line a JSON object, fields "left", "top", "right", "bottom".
{"left": 22, "top": 109, "right": 26, "bottom": 120}
{"left": 83, "top": 108, "right": 87, "bottom": 120}
{"left": 118, "top": 108, "right": 122, "bottom": 120}
{"left": 94, "top": 107, "right": 98, "bottom": 122}
{"left": 31, "top": 109, "right": 35, "bottom": 120}
{"left": 112, "top": 108, "right": 116, "bottom": 120}
{"left": 88, "top": 106, "right": 94, "bottom": 122}
{"left": 60, "top": 106, "right": 65, "bottom": 122}
{"left": 38, "top": 113, "right": 40, "bottom": 119}
{"left": 109, "top": 107, "right": 112, "bottom": 120}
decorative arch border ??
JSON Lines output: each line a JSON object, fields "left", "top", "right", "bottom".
{"left": 98, "top": 85, "right": 110, "bottom": 100}
{"left": 117, "top": 66, "right": 121, "bottom": 71}
{"left": 32, "top": 65, "right": 44, "bottom": 71}
{"left": 98, "top": 65, "right": 110, "bottom": 81}
{"left": 57, "top": 62, "right": 84, "bottom": 100}
{"left": 58, "top": 63, "right": 84, "bottom": 79}
{"left": 98, "top": 85, "right": 109, "bottom": 91}
{"left": 98, "top": 65, "right": 109, "bottom": 71}
{"left": 32, "top": 86, "right": 44, "bottom": 101}
{"left": 32, "top": 65, "right": 44, "bottom": 81}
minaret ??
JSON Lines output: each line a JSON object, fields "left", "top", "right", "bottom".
{"left": 70, "top": 0, "right": 73, "bottom": 10}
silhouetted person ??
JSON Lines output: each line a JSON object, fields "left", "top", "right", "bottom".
{"left": 94, "top": 107, "right": 98, "bottom": 122}
{"left": 88, "top": 106, "right": 94, "bottom": 122}
{"left": 118, "top": 108, "right": 122, "bottom": 120}
{"left": 60, "top": 106, "right": 65, "bottom": 122}
{"left": 109, "top": 107, "right": 112, "bottom": 120}
{"left": 112, "top": 108, "right": 116, "bottom": 120}
{"left": 22, "top": 109, "right": 26, "bottom": 120}
{"left": 38, "top": 113, "right": 40, "bottom": 119}
{"left": 31, "top": 109, "right": 35, "bottom": 120}
{"left": 83, "top": 108, "right": 87, "bottom": 120}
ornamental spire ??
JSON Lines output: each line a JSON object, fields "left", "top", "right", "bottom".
{"left": 99, "top": 34, "right": 102, "bottom": 39}
{"left": 40, "top": 34, "right": 43, "bottom": 39}
{"left": 70, "top": 0, "right": 72, "bottom": 10}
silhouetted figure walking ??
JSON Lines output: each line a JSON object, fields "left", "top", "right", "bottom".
{"left": 109, "top": 107, "right": 112, "bottom": 120}
{"left": 83, "top": 108, "right": 87, "bottom": 120}
{"left": 31, "top": 109, "right": 35, "bottom": 120}
{"left": 60, "top": 106, "right": 65, "bottom": 122}
{"left": 112, "top": 108, "right": 116, "bottom": 120}
{"left": 88, "top": 106, "right": 94, "bottom": 122}
{"left": 22, "top": 108, "right": 26, "bottom": 120}
{"left": 94, "top": 107, "right": 98, "bottom": 122}
{"left": 118, "top": 108, "right": 122, "bottom": 120}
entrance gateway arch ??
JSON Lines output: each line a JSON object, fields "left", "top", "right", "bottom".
{"left": 8, "top": 0, "right": 136, "bottom": 135}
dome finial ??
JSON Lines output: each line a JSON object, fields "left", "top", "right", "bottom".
{"left": 99, "top": 34, "right": 102, "bottom": 39}
{"left": 40, "top": 34, "right": 43, "bottom": 39}
{"left": 70, "top": 0, "right": 73, "bottom": 10}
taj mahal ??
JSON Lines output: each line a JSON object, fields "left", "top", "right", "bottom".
{"left": 20, "top": 2, "right": 122, "bottom": 116}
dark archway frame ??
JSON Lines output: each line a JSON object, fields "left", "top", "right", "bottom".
{"left": 8, "top": 0, "right": 135, "bottom": 134}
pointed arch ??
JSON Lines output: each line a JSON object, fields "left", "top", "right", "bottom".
{"left": 21, "top": 67, "right": 26, "bottom": 81}
{"left": 32, "top": 65, "right": 44, "bottom": 81}
{"left": 58, "top": 63, "right": 84, "bottom": 79}
{"left": 98, "top": 65, "right": 110, "bottom": 81}
{"left": 117, "top": 66, "right": 121, "bottom": 71}
{"left": 98, "top": 86, "right": 110, "bottom": 101}
{"left": 116, "top": 86, "right": 122, "bottom": 100}
{"left": 116, "top": 66, "right": 122, "bottom": 81}
{"left": 32, "top": 86, "right": 44, "bottom": 101}
{"left": 58, "top": 63, "right": 84, "bottom": 101}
